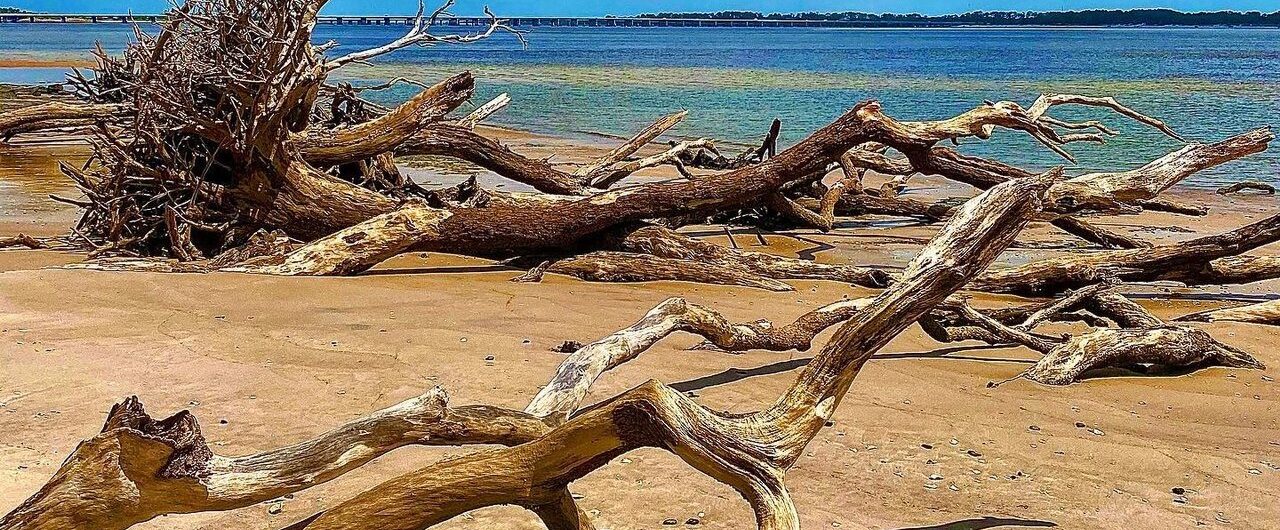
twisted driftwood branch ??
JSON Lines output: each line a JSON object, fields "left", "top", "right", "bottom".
{"left": 1, "top": 292, "right": 883, "bottom": 529}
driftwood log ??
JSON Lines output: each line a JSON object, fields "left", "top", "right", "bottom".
{"left": 1, "top": 1, "right": 1277, "bottom": 527}
{"left": 1177, "top": 298, "right": 1280, "bottom": 326}
{"left": 922, "top": 286, "right": 1264, "bottom": 385}
{"left": 3, "top": 167, "right": 1060, "bottom": 530}
{"left": 1, "top": 0, "right": 1273, "bottom": 290}
{"left": 974, "top": 213, "right": 1280, "bottom": 296}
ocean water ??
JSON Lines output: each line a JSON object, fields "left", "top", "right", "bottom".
{"left": 1, "top": 23, "right": 1277, "bottom": 186}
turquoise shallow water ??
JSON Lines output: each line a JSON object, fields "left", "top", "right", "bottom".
{"left": 1, "top": 24, "right": 1277, "bottom": 186}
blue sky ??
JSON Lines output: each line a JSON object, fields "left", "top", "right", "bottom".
{"left": 6, "top": 1, "right": 1279, "bottom": 16}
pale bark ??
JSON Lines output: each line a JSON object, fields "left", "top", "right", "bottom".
{"left": 295, "top": 73, "right": 474, "bottom": 167}
{"left": 279, "top": 165, "right": 1059, "bottom": 530}
{"left": 1176, "top": 299, "right": 1280, "bottom": 326}
{"left": 1045, "top": 127, "right": 1274, "bottom": 211}
{"left": 1025, "top": 326, "right": 1264, "bottom": 385}
{"left": 974, "top": 213, "right": 1280, "bottom": 296}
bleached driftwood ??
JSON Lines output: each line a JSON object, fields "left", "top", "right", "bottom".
{"left": 1177, "top": 298, "right": 1280, "bottom": 326}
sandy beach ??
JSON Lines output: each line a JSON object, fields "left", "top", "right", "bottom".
{"left": 2, "top": 90, "right": 1279, "bottom": 530}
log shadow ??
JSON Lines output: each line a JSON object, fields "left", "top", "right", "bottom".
{"left": 1126, "top": 291, "right": 1279, "bottom": 304}
{"left": 897, "top": 516, "right": 1057, "bottom": 529}
{"left": 671, "top": 345, "right": 1021, "bottom": 393}
{"left": 1073, "top": 362, "right": 1230, "bottom": 382}
{"left": 876, "top": 344, "right": 1032, "bottom": 364}
{"left": 362, "top": 264, "right": 518, "bottom": 276}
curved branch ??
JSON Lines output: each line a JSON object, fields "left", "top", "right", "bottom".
{"left": 397, "top": 124, "right": 587, "bottom": 195}
{"left": 1025, "top": 93, "right": 1184, "bottom": 141}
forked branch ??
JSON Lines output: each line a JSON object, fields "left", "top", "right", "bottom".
{"left": 324, "top": 0, "right": 526, "bottom": 70}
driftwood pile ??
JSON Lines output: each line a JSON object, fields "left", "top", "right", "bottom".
{"left": 1, "top": 0, "right": 1278, "bottom": 529}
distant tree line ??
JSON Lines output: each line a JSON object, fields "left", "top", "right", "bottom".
{"left": 635, "top": 9, "right": 1280, "bottom": 26}
{"left": 0, "top": 6, "right": 31, "bottom": 14}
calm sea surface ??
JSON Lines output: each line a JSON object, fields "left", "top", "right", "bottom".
{"left": 1, "top": 24, "right": 1277, "bottom": 186}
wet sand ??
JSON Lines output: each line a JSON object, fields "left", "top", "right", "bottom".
{"left": 1, "top": 122, "right": 1279, "bottom": 530}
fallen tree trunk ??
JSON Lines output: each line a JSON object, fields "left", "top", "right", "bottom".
{"left": 210, "top": 102, "right": 975, "bottom": 274}
{"left": 0, "top": 391, "right": 551, "bottom": 530}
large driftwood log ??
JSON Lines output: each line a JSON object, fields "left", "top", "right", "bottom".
{"left": 215, "top": 101, "right": 974, "bottom": 274}
{"left": 0, "top": 392, "right": 551, "bottom": 530}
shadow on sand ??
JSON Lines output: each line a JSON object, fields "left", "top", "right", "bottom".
{"left": 898, "top": 516, "right": 1057, "bottom": 529}
{"left": 669, "top": 344, "right": 1019, "bottom": 393}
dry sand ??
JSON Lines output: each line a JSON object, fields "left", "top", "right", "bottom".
{"left": 1, "top": 124, "right": 1279, "bottom": 530}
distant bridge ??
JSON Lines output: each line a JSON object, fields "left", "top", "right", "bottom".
{"left": 0, "top": 14, "right": 961, "bottom": 28}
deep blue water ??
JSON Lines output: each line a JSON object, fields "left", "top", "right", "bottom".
{"left": 2, "top": 23, "right": 1278, "bottom": 185}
